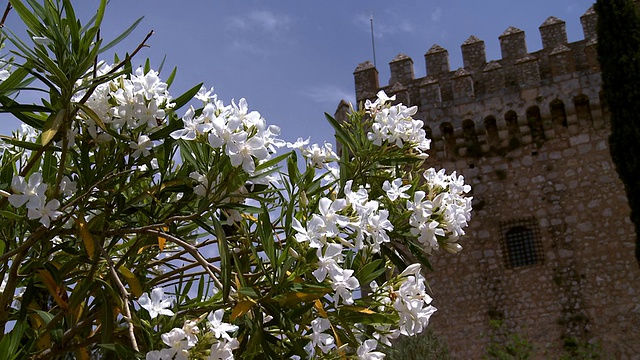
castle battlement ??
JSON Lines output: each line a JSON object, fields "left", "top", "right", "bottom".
{"left": 352, "top": 6, "right": 605, "bottom": 162}
{"left": 343, "top": 4, "right": 640, "bottom": 359}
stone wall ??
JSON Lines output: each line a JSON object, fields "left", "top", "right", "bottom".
{"left": 342, "top": 4, "right": 640, "bottom": 359}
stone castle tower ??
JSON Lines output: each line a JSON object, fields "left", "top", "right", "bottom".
{"left": 339, "top": 5, "right": 640, "bottom": 359}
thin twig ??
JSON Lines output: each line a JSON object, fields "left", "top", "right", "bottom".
{"left": 0, "top": 3, "right": 11, "bottom": 28}
{"left": 73, "top": 30, "right": 154, "bottom": 111}
{"left": 144, "top": 229, "right": 224, "bottom": 291}
{"left": 95, "top": 242, "right": 139, "bottom": 352}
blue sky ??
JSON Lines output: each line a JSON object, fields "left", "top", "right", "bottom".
{"left": 0, "top": 0, "right": 595, "bottom": 145}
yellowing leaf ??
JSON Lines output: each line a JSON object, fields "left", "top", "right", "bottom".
{"left": 340, "top": 306, "right": 375, "bottom": 314}
{"left": 41, "top": 109, "right": 66, "bottom": 146}
{"left": 314, "top": 299, "right": 328, "bottom": 318}
{"left": 157, "top": 235, "right": 166, "bottom": 251}
{"left": 230, "top": 300, "right": 255, "bottom": 321}
{"left": 37, "top": 269, "right": 68, "bottom": 311}
{"left": 75, "top": 216, "right": 95, "bottom": 257}
{"left": 118, "top": 266, "right": 143, "bottom": 298}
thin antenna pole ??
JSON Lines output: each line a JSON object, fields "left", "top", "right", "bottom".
{"left": 370, "top": 15, "right": 377, "bottom": 68}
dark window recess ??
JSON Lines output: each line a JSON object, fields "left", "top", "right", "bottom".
{"left": 500, "top": 218, "right": 544, "bottom": 268}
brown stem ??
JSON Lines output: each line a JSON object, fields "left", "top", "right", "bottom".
{"left": 144, "top": 229, "right": 224, "bottom": 290}
{"left": 0, "top": 3, "right": 11, "bottom": 28}
{"left": 95, "top": 241, "right": 139, "bottom": 352}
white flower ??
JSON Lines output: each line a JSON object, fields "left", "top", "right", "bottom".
{"left": 9, "top": 173, "right": 47, "bottom": 209}
{"left": 208, "top": 337, "right": 239, "bottom": 360}
{"left": 182, "top": 319, "right": 200, "bottom": 347}
{"left": 313, "top": 243, "right": 343, "bottom": 282}
{"left": 286, "top": 137, "right": 310, "bottom": 149}
{"left": 189, "top": 172, "right": 209, "bottom": 197}
{"left": 357, "top": 339, "right": 385, "bottom": 360}
{"left": 195, "top": 85, "right": 216, "bottom": 103}
{"left": 382, "top": 178, "right": 411, "bottom": 201}
{"left": 0, "top": 69, "right": 10, "bottom": 82}
{"left": 32, "top": 36, "right": 53, "bottom": 46}
{"left": 330, "top": 268, "right": 360, "bottom": 305}
{"left": 307, "top": 318, "right": 335, "bottom": 355}
{"left": 138, "top": 288, "right": 175, "bottom": 319}
{"left": 146, "top": 328, "right": 192, "bottom": 360}
{"left": 171, "top": 106, "right": 201, "bottom": 141}
{"left": 207, "top": 309, "right": 239, "bottom": 340}
{"left": 59, "top": 176, "right": 77, "bottom": 198}
{"left": 292, "top": 217, "right": 326, "bottom": 248}
{"left": 28, "top": 199, "right": 62, "bottom": 228}
{"left": 130, "top": 134, "right": 155, "bottom": 158}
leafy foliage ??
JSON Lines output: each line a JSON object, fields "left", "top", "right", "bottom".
{"left": 0, "top": 1, "right": 472, "bottom": 359}
{"left": 595, "top": 0, "right": 640, "bottom": 265}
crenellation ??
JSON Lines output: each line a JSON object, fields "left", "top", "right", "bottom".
{"left": 419, "top": 77, "right": 442, "bottom": 107}
{"left": 499, "top": 26, "right": 528, "bottom": 63}
{"left": 425, "top": 44, "right": 451, "bottom": 76}
{"left": 351, "top": 9, "right": 615, "bottom": 162}
{"left": 461, "top": 35, "right": 487, "bottom": 72}
{"left": 483, "top": 61, "right": 505, "bottom": 94}
{"left": 389, "top": 53, "right": 415, "bottom": 85}
{"left": 539, "top": 16, "right": 568, "bottom": 49}
{"left": 580, "top": 6, "right": 597, "bottom": 40}
{"left": 353, "top": 61, "right": 379, "bottom": 103}
{"left": 549, "top": 44, "right": 576, "bottom": 78}
{"left": 514, "top": 55, "right": 541, "bottom": 87}
{"left": 584, "top": 38, "right": 599, "bottom": 72}
{"left": 452, "top": 68, "right": 474, "bottom": 100}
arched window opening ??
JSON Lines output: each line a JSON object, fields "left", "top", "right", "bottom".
{"left": 574, "top": 94, "right": 593, "bottom": 126}
{"left": 424, "top": 125, "right": 433, "bottom": 141}
{"left": 484, "top": 116, "right": 500, "bottom": 150}
{"left": 500, "top": 218, "right": 544, "bottom": 269}
{"left": 441, "top": 122, "right": 456, "bottom": 158}
{"left": 462, "top": 119, "right": 481, "bottom": 157}
{"left": 505, "top": 110, "right": 521, "bottom": 149}
{"left": 550, "top": 99, "right": 568, "bottom": 131}
{"left": 526, "top": 106, "right": 545, "bottom": 145}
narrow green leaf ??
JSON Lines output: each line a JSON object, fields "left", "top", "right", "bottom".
{"left": 0, "top": 67, "right": 32, "bottom": 96}
{"left": 355, "top": 259, "right": 385, "bottom": 286}
{"left": 171, "top": 82, "right": 203, "bottom": 111}
{"left": 98, "top": 17, "right": 144, "bottom": 54}
{"left": 0, "top": 210, "right": 21, "bottom": 220}
{"left": 166, "top": 66, "right": 177, "bottom": 89}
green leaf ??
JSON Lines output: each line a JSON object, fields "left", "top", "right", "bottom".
{"left": 99, "top": 17, "right": 144, "bottom": 54}
{"left": 208, "top": 216, "right": 232, "bottom": 301}
{"left": 166, "top": 66, "right": 177, "bottom": 88}
{"left": 0, "top": 210, "right": 22, "bottom": 220}
{"left": 355, "top": 259, "right": 386, "bottom": 286}
{"left": 6, "top": 0, "right": 46, "bottom": 35}
{"left": 171, "top": 82, "right": 203, "bottom": 111}
{"left": 0, "top": 66, "right": 33, "bottom": 96}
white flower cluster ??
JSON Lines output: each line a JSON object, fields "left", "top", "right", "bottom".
{"left": 365, "top": 90, "right": 431, "bottom": 158}
{"left": 8, "top": 172, "right": 62, "bottom": 228}
{"left": 367, "top": 264, "right": 436, "bottom": 347}
{"left": 408, "top": 169, "right": 472, "bottom": 254}
{"left": 77, "top": 65, "right": 174, "bottom": 143}
{"left": 140, "top": 289, "right": 239, "bottom": 360}
{"left": 171, "top": 94, "right": 284, "bottom": 175}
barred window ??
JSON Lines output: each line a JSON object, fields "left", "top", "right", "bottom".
{"left": 500, "top": 218, "right": 543, "bottom": 268}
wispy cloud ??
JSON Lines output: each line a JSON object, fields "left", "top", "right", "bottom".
{"left": 302, "top": 84, "right": 356, "bottom": 106}
{"left": 229, "top": 40, "right": 272, "bottom": 56}
{"left": 229, "top": 10, "right": 292, "bottom": 33}
{"left": 355, "top": 12, "right": 416, "bottom": 39}
{"left": 431, "top": 7, "right": 442, "bottom": 22}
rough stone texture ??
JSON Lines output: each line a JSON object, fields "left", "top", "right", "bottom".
{"left": 344, "top": 4, "right": 640, "bottom": 359}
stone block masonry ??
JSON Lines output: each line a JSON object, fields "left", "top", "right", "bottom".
{"left": 339, "top": 4, "right": 640, "bottom": 359}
